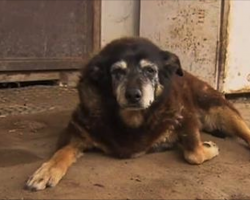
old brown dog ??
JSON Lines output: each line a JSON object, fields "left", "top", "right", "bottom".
{"left": 26, "top": 37, "right": 250, "bottom": 191}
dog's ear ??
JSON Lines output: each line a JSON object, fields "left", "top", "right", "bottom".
{"left": 161, "top": 50, "right": 183, "bottom": 76}
{"left": 87, "top": 54, "right": 107, "bottom": 82}
{"left": 89, "top": 65, "right": 103, "bottom": 81}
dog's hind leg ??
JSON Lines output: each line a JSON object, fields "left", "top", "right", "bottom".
{"left": 25, "top": 120, "right": 93, "bottom": 191}
{"left": 203, "top": 106, "right": 250, "bottom": 146}
{"left": 178, "top": 114, "right": 219, "bottom": 165}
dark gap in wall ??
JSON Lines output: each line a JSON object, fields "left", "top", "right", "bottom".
{"left": 0, "top": 80, "right": 58, "bottom": 89}
{"left": 225, "top": 93, "right": 250, "bottom": 101}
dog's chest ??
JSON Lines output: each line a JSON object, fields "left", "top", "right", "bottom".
{"left": 91, "top": 122, "right": 178, "bottom": 158}
{"left": 85, "top": 105, "right": 183, "bottom": 158}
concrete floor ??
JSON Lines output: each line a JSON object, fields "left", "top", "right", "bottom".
{"left": 0, "top": 87, "right": 250, "bottom": 199}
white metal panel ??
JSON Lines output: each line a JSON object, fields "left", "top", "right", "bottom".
{"left": 140, "top": 0, "right": 221, "bottom": 88}
{"left": 101, "top": 0, "right": 139, "bottom": 47}
{"left": 223, "top": 1, "right": 250, "bottom": 93}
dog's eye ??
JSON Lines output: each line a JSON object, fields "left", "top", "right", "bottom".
{"left": 111, "top": 69, "right": 126, "bottom": 79}
{"left": 144, "top": 67, "right": 156, "bottom": 75}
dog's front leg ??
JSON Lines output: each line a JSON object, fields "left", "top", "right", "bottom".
{"left": 25, "top": 121, "right": 93, "bottom": 191}
{"left": 179, "top": 115, "right": 219, "bottom": 165}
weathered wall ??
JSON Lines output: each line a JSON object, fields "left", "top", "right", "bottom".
{"left": 223, "top": 1, "right": 250, "bottom": 94}
{"left": 101, "top": 0, "right": 140, "bottom": 46}
{"left": 140, "top": 0, "right": 221, "bottom": 88}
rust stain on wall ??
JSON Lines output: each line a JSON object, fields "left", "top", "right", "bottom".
{"left": 140, "top": 0, "right": 221, "bottom": 88}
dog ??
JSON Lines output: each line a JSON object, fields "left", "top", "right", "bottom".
{"left": 25, "top": 37, "right": 250, "bottom": 191}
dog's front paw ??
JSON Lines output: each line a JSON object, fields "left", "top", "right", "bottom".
{"left": 25, "top": 162, "right": 66, "bottom": 191}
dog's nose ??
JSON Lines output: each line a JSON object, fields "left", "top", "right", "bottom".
{"left": 125, "top": 89, "right": 142, "bottom": 103}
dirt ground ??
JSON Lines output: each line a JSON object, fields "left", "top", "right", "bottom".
{"left": 0, "top": 87, "right": 250, "bottom": 199}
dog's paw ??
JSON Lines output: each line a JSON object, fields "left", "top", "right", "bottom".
{"left": 184, "top": 141, "right": 219, "bottom": 165}
{"left": 25, "top": 162, "right": 66, "bottom": 191}
{"left": 202, "top": 141, "right": 219, "bottom": 160}
{"left": 203, "top": 141, "right": 219, "bottom": 154}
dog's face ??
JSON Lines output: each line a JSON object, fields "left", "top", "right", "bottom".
{"left": 110, "top": 59, "right": 160, "bottom": 109}
{"left": 87, "top": 37, "right": 183, "bottom": 110}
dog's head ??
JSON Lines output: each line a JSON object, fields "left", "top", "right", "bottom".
{"left": 86, "top": 37, "right": 183, "bottom": 110}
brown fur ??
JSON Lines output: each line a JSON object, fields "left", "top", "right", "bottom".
{"left": 25, "top": 37, "right": 250, "bottom": 191}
